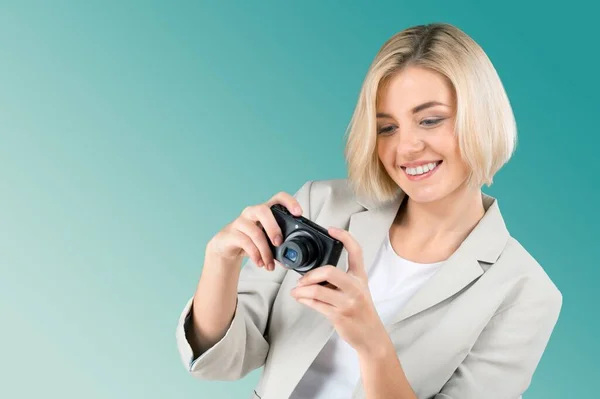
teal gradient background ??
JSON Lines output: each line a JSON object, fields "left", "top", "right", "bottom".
{"left": 1, "top": 1, "right": 597, "bottom": 398}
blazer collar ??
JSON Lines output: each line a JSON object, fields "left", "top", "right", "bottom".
{"left": 354, "top": 188, "right": 509, "bottom": 264}
{"left": 349, "top": 187, "right": 510, "bottom": 326}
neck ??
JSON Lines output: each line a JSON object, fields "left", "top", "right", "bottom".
{"left": 397, "top": 182, "right": 485, "bottom": 239}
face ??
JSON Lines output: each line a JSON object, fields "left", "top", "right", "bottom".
{"left": 376, "top": 66, "right": 470, "bottom": 204}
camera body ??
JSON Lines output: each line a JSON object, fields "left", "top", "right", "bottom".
{"left": 267, "top": 204, "right": 343, "bottom": 275}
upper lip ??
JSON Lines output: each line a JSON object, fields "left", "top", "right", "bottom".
{"left": 400, "top": 160, "right": 442, "bottom": 168}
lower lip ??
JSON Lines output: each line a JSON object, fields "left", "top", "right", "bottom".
{"left": 402, "top": 162, "right": 442, "bottom": 181}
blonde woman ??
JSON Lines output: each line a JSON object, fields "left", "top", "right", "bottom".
{"left": 176, "top": 23, "right": 562, "bottom": 399}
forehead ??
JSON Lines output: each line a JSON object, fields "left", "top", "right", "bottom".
{"left": 377, "top": 67, "right": 455, "bottom": 111}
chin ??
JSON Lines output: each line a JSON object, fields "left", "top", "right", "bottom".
{"left": 402, "top": 187, "right": 448, "bottom": 204}
{"left": 400, "top": 176, "right": 470, "bottom": 205}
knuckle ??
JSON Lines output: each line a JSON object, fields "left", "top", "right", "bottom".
{"left": 241, "top": 205, "right": 254, "bottom": 217}
{"left": 349, "top": 297, "right": 358, "bottom": 309}
{"left": 270, "top": 192, "right": 281, "bottom": 201}
{"left": 257, "top": 204, "right": 271, "bottom": 217}
{"left": 231, "top": 218, "right": 243, "bottom": 230}
{"left": 342, "top": 299, "right": 356, "bottom": 316}
{"left": 223, "top": 221, "right": 236, "bottom": 232}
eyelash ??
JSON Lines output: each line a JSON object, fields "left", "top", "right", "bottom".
{"left": 377, "top": 118, "right": 444, "bottom": 135}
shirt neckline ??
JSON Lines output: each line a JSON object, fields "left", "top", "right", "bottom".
{"left": 385, "top": 230, "right": 446, "bottom": 268}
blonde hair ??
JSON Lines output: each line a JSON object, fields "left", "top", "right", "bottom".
{"left": 344, "top": 23, "right": 517, "bottom": 204}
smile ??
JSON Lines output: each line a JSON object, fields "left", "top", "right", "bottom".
{"left": 400, "top": 161, "right": 442, "bottom": 181}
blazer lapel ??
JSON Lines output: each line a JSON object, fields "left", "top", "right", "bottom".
{"left": 350, "top": 193, "right": 510, "bottom": 399}
{"left": 345, "top": 190, "right": 406, "bottom": 274}
{"left": 389, "top": 193, "right": 510, "bottom": 325}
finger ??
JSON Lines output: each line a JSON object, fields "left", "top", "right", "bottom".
{"left": 291, "top": 283, "right": 346, "bottom": 308}
{"left": 296, "top": 297, "right": 335, "bottom": 319}
{"left": 255, "top": 204, "right": 285, "bottom": 249}
{"left": 297, "top": 265, "right": 356, "bottom": 292}
{"left": 230, "top": 230, "right": 263, "bottom": 268}
{"left": 242, "top": 204, "right": 283, "bottom": 249}
{"left": 328, "top": 227, "right": 366, "bottom": 278}
{"left": 232, "top": 218, "right": 274, "bottom": 269}
{"left": 266, "top": 191, "right": 303, "bottom": 216}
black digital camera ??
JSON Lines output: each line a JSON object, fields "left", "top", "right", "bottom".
{"left": 267, "top": 204, "right": 343, "bottom": 275}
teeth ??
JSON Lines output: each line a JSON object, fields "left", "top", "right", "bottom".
{"left": 405, "top": 162, "right": 439, "bottom": 176}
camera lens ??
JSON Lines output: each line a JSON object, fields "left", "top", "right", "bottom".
{"left": 283, "top": 248, "right": 298, "bottom": 262}
{"left": 278, "top": 230, "right": 321, "bottom": 272}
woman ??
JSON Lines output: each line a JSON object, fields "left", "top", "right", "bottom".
{"left": 176, "top": 23, "right": 562, "bottom": 399}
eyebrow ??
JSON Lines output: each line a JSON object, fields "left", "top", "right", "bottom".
{"left": 376, "top": 101, "right": 449, "bottom": 118}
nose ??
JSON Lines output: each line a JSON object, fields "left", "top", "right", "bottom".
{"left": 394, "top": 128, "right": 425, "bottom": 158}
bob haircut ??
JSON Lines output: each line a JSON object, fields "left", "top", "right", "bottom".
{"left": 344, "top": 23, "right": 517, "bottom": 204}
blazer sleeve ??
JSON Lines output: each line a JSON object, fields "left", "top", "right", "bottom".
{"left": 175, "top": 180, "right": 314, "bottom": 381}
{"left": 434, "top": 284, "right": 563, "bottom": 399}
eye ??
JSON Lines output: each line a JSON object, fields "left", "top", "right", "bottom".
{"left": 377, "top": 125, "right": 396, "bottom": 135}
{"left": 420, "top": 118, "right": 444, "bottom": 127}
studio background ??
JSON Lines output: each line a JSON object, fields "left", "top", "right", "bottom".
{"left": 1, "top": 1, "right": 596, "bottom": 398}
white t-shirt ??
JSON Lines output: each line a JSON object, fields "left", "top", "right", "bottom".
{"left": 289, "top": 231, "right": 445, "bottom": 399}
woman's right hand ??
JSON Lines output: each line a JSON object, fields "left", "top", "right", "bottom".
{"left": 206, "top": 191, "right": 304, "bottom": 272}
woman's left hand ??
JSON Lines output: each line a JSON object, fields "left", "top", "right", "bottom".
{"left": 290, "top": 227, "right": 388, "bottom": 354}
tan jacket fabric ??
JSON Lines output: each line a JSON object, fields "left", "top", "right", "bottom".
{"left": 176, "top": 179, "right": 562, "bottom": 399}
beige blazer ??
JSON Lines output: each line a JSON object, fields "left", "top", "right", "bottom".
{"left": 176, "top": 179, "right": 562, "bottom": 399}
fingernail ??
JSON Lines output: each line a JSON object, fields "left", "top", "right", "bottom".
{"left": 269, "top": 262, "right": 275, "bottom": 270}
{"left": 274, "top": 234, "right": 283, "bottom": 246}
{"left": 294, "top": 207, "right": 302, "bottom": 215}
{"left": 257, "top": 259, "right": 264, "bottom": 267}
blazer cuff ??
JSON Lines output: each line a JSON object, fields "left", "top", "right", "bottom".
{"left": 176, "top": 296, "right": 243, "bottom": 374}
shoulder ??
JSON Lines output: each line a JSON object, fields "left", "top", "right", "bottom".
{"left": 296, "top": 178, "right": 364, "bottom": 220}
{"left": 306, "top": 178, "right": 356, "bottom": 201}
{"left": 493, "top": 235, "right": 563, "bottom": 312}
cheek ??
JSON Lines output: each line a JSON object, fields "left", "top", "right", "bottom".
{"left": 445, "top": 138, "right": 470, "bottom": 175}
{"left": 376, "top": 139, "right": 391, "bottom": 164}
{"left": 436, "top": 132, "right": 461, "bottom": 162}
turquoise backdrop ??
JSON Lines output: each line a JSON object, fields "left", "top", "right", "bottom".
{"left": 1, "top": 1, "right": 596, "bottom": 398}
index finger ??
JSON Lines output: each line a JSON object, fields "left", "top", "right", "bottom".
{"left": 298, "top": 265, "right": 354, "bottom": 292}
{"left": 266, "top": 191, "right": 303, "bottom": 216}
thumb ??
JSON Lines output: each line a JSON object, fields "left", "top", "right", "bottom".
{"left": 328, "top": 227, "right": 366, "bottom": 278}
